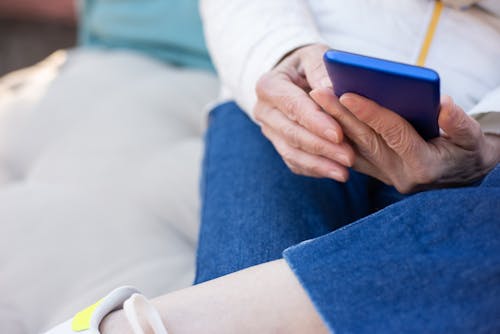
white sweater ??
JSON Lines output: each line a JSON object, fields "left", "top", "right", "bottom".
{"left": 201, "top": 0, "right": 500, "bottom": 134}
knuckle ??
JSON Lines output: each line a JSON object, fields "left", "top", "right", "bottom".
{"left": 254, "top": 109, "right": 262, "bottom": 122}
{"left": 282, "top": 125, "right": 300, "bottom": 148}
{"left": 260, "top": 126, "right": 272, "bottom": 141}
{"left": 309, "top": 164, "right": 324, "bottom": 177}
{"left": 383, "top": 124, "right": 416, "bottom": 155}
{"left": 254, "top": 104, "right": 266, "bottom": 122}
{"left": 368, "top": 139, "right": 381, "bottom": 158}
{"left": 302, "top": 165, "right": 315, "bottom": 176}
{"left": 282, "top": 149, "right": 298, "bottom": 166}
{"left": 287, "top": 163, "right": 301, "bottom": 175}
{"left": 311, "top": 140, "right": 325, "bottom": 155}
{"left": 385, "top": 123, "right": 403, "bottom": 142}
{"left": 384, "top": 123, "right": 409, "bottom": 150}
{"left": 356, "top": 130, "right": 373, "bottom": 148}
{"left": 301, "top": 158, "right": 323, "bottom": 177}
{"left": 281, "top": 96, "right": 303, "bottom": 122}
{"left": 357, "top": 132, "right": 380, "bottom": 158}
{"left": 286, "top": 160, "right": 304, "bottom": 176}
{"left": 256, "top": 73, "right": 274, "bottom": 99}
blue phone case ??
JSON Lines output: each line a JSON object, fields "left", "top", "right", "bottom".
{"left": 324, "top": 50, "right": 440, "bottom": 140}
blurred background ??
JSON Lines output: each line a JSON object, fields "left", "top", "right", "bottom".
{"left": 0, "top": 1, "right": 217, "bottom": 333}
{"left": 0, "top": 0, "right": 77, "bottom": 76}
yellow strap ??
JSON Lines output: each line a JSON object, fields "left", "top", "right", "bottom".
{"left": 416, "top": 1, "right": 443, "bottom": 66}
{"left": 71, "top": 299, "right": 103, "bottom": 331}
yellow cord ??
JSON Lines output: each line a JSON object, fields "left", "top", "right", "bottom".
{"left": 416, "top": 1, "right": 443, "bottom": 66}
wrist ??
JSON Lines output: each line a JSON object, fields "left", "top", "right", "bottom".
{"left": 100, "top": 310, "right": 134, "bottom": 334}
{"left": 482, "top": 133, "right": 500, "bottom": 171}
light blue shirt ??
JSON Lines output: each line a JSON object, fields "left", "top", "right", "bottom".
{"left": 79, "top": 0, "right": 213, "bottom": 70}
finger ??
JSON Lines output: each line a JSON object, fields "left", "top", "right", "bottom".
{"left": 310, "top": 88, "right": 381, "bottom": 157}
{"left": 311, "top": 87, "right": 401, "bottom": 179}
{"left": 260, "top": 108, "right": 354, "bottom": 166}
{"left": 339, "top": 93, "right": 426, "bottom": 159}
{"left": 298, "top": 44, "right": 332, "bottom": 89}
{"left": 275, "top": 51, "right": 311, "bottom": 91}
{"left": 262, "top": 126, "right": 350, "bottom": 181}
{"left": 256, "top": 73, "right": 343, "bottom": 143}
{"left": 437, "top": 95, "right": 481, "bottom": 150}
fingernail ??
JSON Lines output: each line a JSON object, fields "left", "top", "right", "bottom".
{"left": 309, "top": 89, "right": 319, "bottom": 99}
{"left": 340, "top": 95, "right": 358, "bottom": 112}
{"left": 324, "top": 129, "right": 339, "bottom": 143}
{"left": 329, "top": 170, "right": 344, "bottom": 181}
{"left": 336, "top": 152, "right": 351, "bottom": 166}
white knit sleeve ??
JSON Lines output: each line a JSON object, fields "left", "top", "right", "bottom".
{"left": 200, "top": 0, "right": 325, "bottom": 119}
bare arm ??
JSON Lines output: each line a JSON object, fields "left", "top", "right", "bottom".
{"left": 100, "top": 260, "right": 328, "bottom": 334}
{"left": 0, "top": 0, "right": 76, "bottom": 23}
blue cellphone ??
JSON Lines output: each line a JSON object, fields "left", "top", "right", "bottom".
{"left": 323, "top": 50, "right": 440, "bottom": 140}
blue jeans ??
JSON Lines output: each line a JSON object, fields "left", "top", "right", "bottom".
{"left": 195, "top": 102, "right": 500, "bottom": 333}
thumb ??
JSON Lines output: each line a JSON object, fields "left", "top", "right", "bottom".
{"left": 438, "top": 95, "right": 481, "bottom": 150}
{"left": 300, "top": 44, "right": 332, "bottom": 89}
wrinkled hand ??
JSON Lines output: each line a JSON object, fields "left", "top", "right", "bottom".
{"left": 311, "top": 88, "right": 500, "bottom": 193}
{"left": 254, "top": 44, "right": 355, "bottom": 181}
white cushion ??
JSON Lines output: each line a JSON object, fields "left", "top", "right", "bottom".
{"left": 0, "top": 49, "right": 218, "bottom": 333}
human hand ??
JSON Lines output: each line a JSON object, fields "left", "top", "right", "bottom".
{"left": 254, "top": 44, "right": 355, "bottom": 181}
{"left": 311, "top": 88, "right": 500, "bottom": 193}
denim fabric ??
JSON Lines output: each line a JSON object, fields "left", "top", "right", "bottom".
{"left": 195, "top": 102, "right": 406, "bottom": 282}
{"left": 195, "top": 102, "right": 500, "bottom": 333}
{"left": 284, "top": 175, "right": 500, "bottom": 333}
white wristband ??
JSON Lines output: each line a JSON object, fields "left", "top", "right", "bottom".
{"left": 123, "top": 294, "right": 169, "bottom": 334}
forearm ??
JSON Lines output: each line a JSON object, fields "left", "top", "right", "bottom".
{"left": 201, "top": 0, "right": 324, "bottom": 114}
{"left": 101, "top": 260, "right": 328, "bottom": 334}
{"left": 0, "top": 0, "right": 76, "bottom": 23}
